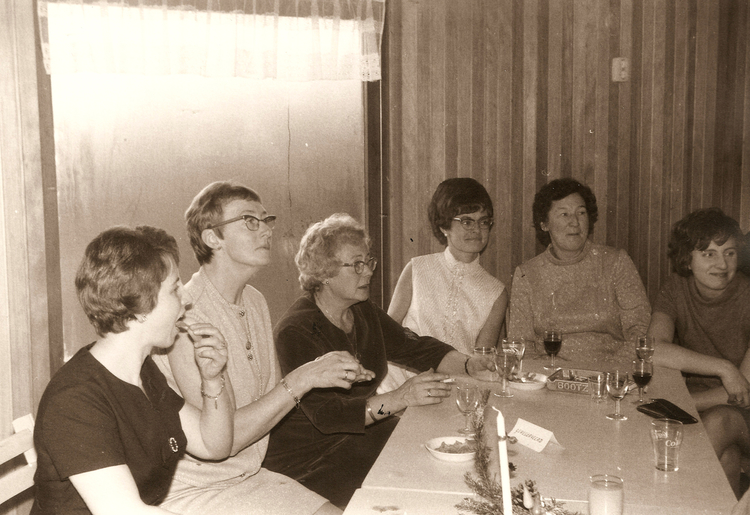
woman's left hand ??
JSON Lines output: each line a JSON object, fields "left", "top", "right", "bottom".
{"left": 181, "top": 320, "right": 229, "bottom": 381}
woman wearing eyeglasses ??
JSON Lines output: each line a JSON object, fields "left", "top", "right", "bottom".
{"left": 508, "top": 178, "right": 650, "bottom": 367}
{"left": 263, "top": 213, "right": 496, "bottom": 508}
{"left": 153, "top": 182, "right": 366, "bottom": 515}
{"left": 379, "top": 178, "right": 508, "bottom": 392}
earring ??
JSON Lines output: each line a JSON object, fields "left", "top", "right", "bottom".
{"left": 136, "top": 314, "right": 148, "bottom": 323}
{"left": 325, "top": 280, "right": 329, "bottom": 285}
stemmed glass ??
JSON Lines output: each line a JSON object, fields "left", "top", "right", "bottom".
{"left": 635, "top": 335, "right": 655, "bottom": 362}
{"left": 543, "top": 330, "right": 562, "bottom": 371}
{"left": 456, "top": 383, "right": 479, "bottom": 435}
{"left": 632, "top": 359, "right": 653, "bottom": 404}
{"left": 606, "top": 370, "right": 629, "bottom": 421}
{"left": 493, "top": 349, "right": 517, "bottom": 398}
{"left": 507, "top": 338, "right": 527, "bottom": 379}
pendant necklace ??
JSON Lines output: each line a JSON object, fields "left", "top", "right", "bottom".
{"left": 238, "top": 298, "right": 263, "bottom": 396}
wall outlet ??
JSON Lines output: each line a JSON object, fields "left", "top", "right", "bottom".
{"left": 612, "top": 57, "right": 630, "bottom": 82}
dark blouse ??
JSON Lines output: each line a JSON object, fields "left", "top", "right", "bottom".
{"left": 32, "top": 344, "right": 187, "bottom": 515}
{"left": 263, "top": 296, "right": 453, "bottom": 506}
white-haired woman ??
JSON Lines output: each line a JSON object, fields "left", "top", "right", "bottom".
{"left": 263, "top": 213, "right": 495, "bottom": 509}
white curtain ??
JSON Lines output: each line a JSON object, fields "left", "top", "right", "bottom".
{"left": 37, "top": 0, "right": 385, "bottom": 81}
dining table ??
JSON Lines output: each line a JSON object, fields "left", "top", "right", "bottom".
{"left": 343, "top": 358, "right": 738, "bottom": 515}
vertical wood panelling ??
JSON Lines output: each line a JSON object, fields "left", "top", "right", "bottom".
{"left": 386, "top": 0, "right": 750, "bottom": 306}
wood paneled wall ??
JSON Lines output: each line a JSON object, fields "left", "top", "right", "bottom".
{"left": 384, "top": 0, "right": 750, "bottom": 305}
{"left": 0, "top": 0, "right": 55, "bottom": 513}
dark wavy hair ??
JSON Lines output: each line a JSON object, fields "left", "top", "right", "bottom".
{"left": 532, "top": 178, "right": 598, "bottom": 246}
{"left": 185, "top": 181, "right": 262, "bottom": 265}
{"left": 428, "top": 178, "right": 494, "bottom": 246}
{"left": 667, "top": 208, "right": 744, "bottom": 277}
{"left": 75, "top": 226, "right": 179, "bottom": 337}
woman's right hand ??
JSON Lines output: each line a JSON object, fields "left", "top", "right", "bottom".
{"left": 719, "top": 363, "right": 750, "bottom": 408}
{"left": 395, "top": 369, "right": 451, "bottom": 407}
{"left": 293, "top": 351, "right": 375, "bottom": 392}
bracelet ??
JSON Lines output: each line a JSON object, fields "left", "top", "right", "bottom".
{"left": 464, "top": 357, "right": 471, "bottom": 376}
{"left": 280, "top": 377, "right": 301, "bottom": 409}
{"left": 366, "top": 399, "right": 377, "bottom": 422}
{"left": 201, "top": 374, "right": 226, "bottom": 409}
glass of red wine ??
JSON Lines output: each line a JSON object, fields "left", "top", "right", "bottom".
{"left": 632, "top": 359, "right": 653, "bottom": 404}
{"left": 543, "top": 330, "right": 562, "bottom": 371}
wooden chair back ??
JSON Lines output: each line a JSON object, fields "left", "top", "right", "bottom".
{"left": 0, "top": 414, "right": 36, "bottom": 505}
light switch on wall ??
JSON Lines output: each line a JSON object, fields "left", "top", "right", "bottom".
{"left": 612, "top": 57, "right": 630, "bottom": 82}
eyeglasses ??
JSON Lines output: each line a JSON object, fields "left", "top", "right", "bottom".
{"left": 340, "top": 256, "right": 378, "bottom": 274}
{"left": 207, "top": 214, "right": 276, "bottom": 231}
{"left": 452, "top": 217, "right": 494, "bottom": 230}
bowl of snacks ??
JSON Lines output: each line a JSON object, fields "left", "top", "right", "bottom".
{"left": 424, "top": 436, "right": 477, "bottom": 462}
{"left": 508, "top": 372, "right": 548, "bottom": 391}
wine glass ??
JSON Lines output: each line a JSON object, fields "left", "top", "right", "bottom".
{"left": 493, "top": 349, "right": 517, "bottom": 398}
{"left": 456, "top": 383, "right": 479, "bottom": 435}
{"left": 507, "top": 338, "right": 527, "bottom": 379}
{"left": 635, "top": 335, "right": 655, "bottom": 362}
{"left": 606, "top": 370, "right": 629, "bottom": 421}
{"left": 632, "top": 359, "right": 653, "bottom": 404}
{"left": 543, "top": 330, "right": 562, "bottom": 371}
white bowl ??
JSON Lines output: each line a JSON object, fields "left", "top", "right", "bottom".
{"left": 424, "top": 436, "right": 476, "bottom": 462}
{"left": 508, "top": 373, "right": 548, "bottom": 391}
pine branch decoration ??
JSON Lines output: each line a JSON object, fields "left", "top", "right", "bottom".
{"left": 455, "top": 398, "right": 582, "bottom": 515}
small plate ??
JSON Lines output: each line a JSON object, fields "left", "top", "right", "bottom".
{"left": 508, "top": 373, "right": 548, "bottom": 391}
{"left": 424, "top": 436, "right": 476, "bottom": 462}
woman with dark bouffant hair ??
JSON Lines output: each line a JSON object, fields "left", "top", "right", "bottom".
{"left": 650, "top": 207, "right": 750, "bottom": 498}
{"left": 508, "top": 177, "right": 650, "bottom": 367}
{"left": 380, "top": 177, "right": 507, "bottom": 391}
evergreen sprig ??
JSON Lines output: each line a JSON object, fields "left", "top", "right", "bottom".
{"left": 455, "top": 398, "right": 582, "bottom": 515}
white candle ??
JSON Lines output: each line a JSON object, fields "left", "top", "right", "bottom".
{"left": 496, "top": 409, "right": 513, "bottom": 515}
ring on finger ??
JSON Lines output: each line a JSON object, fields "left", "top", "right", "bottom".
{"left": 427, "top": 389, "right": 432, "bottom": 397}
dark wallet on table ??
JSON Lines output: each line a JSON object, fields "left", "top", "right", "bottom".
{"left": 636, "top": 398, "right": 699, "bottom": 424}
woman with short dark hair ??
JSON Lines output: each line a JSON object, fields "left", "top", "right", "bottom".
{"left": 509, "top": 177, "right": 650, "bottom": 366}
{"left": 650, "top": 207, "right": 750, "bottom": 498}
{"left": 32, "top": 226, "right": 233, "bottom": 515}
{"left": 381, "top": 178, "right": 507, "bottom": 391}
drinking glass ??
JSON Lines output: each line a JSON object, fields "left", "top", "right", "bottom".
{"left": 632, "top": 359, "right": 653, "bottom": 404}
{"left": 606, "top": 370, "right": 629, "bottom": 420}
{"left": 493, "top": 349, "right": 517, "bottom": 398}
{"left": 635, "top": 335, "right": 655, "bottom": 362}
{"left": 543, "top": 330, "right": 562, "bottom": 371}
{"left": 588, "top": 475, "right": 624, "bottom": 515}
{"left": 456, "top": 384, "right": 479, "bottom": 435}
{"left": 507, "top": 338, "right": 526, "bottom": 378}
{"left": 473, "top": 346, "right": 497, "bottom": 382}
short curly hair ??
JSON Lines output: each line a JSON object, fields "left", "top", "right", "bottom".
{"left": 295, "top": 213, "right": 371, "bottom": 293}
{"left": 532, "top": 178, "right": 598, "bottom": 246}
{"left": 667, "top": 207, "right": 744, "bottom": 277}
{"left": 185, "top": 181, "right": 262, "bottom": 265}
{"left": 428, "top": 178, "right": 494, "bottom": 246}
{"left": 75, "top": 225, "right": 180, "bottom": 337}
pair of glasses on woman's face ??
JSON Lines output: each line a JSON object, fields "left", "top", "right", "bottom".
{"left": 208, "top": 214, "right": 277, "bottom": 231}
{"left": 341, "top": 256, "right": 378, "bottom": 275}
{"left": 452, "top": 217, "right": 494, "bottom": 230}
